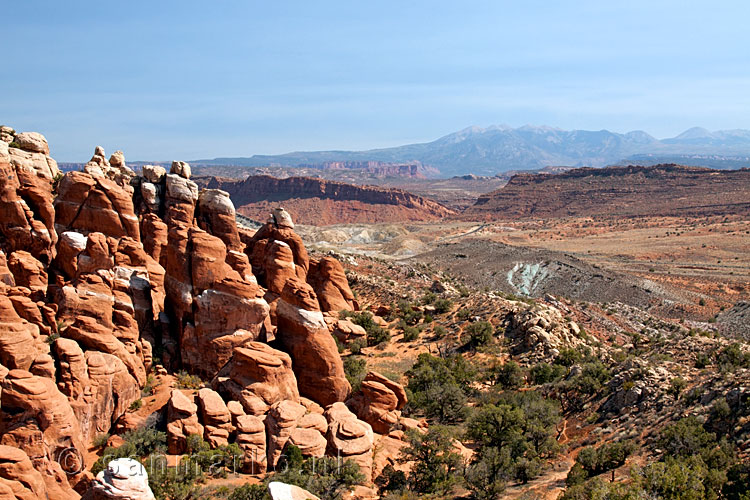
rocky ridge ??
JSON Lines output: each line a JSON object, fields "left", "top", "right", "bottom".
{"left": 195, "top": 175, "right": 455, "bottom": 225}
{"left": 0, "top": 128, "right": 414, "bottom": 499}
{"left": 464, "top": 164, "right": 750, "bottom": 219}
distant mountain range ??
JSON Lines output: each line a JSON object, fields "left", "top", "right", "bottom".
{"left": 199, "top": 125, "right": 750, "bottom": 176}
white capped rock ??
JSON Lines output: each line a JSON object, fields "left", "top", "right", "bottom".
{"left": 87, "top": 457, "right": 155, "bottom": 499}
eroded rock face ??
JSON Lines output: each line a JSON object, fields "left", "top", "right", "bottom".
{"left": 212, "top": 343, "right": 299, "bottom": 416}
{"left": 0, "top": 444, "right": 49, "bottom": 500}
{"left": 347, "top": 372, "right": 407, "bottom": 434}
{"left": 325, "top": 402, "right": 374, "bottom": 481}
{"left": 235, "top": 414, "right": 267, "bottom": 474}
{"left": 276, "top": 278, "right": 350, "bottom": 406}
{"left": 166, "top": 389, "right": 203, "bottom": 455}
{"left": 0, "top": 131, "right": 385, "bottom": 498}
{"left": 83, "top": 458, "right": 155, "bottom": 500}
{"left": 197, "top": 189, "right": 241, "bottom": 251}
{"left": 197, "top": 388, "right": 233, "bottom": 448}
{"left": 265, "top": 400, "right": 307, "bottom": 470}
{"left": 307, "top": 257, "right": 357, "bottom": 312}
{"left": 55, "top": 171, "right": 140, "bottom": 242}
{"left": 0, "top": 369, "right": 86, "bottom": 490}
{"left": 0, "top": 140, "right": 57, "bottom": 263}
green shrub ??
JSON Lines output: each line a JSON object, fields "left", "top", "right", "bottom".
{"left": 433, "top": 299, "right": 454, "bottom": 314}
{"left": 716, "top": 343, "right": 750, "bottom": 369}
{"left": 349, "top": 338, "right": 366, "bottom": 354}
{"left": 228, "top": 484, "right": 270, "bottom": 500}
{"left": 344, "top": 311, "right": 391, "bottom": 346}
{"left": 129, "top": 399, "right": 143, "bottom": 411}
{"left": 456, "top": 309, "right": 472, "bottom": 321}
{"left": 421, "top": 292, "right": 437, "bottom": 305}
{"left": 466, "top": 391, "right": 560, "bottom": 492}
{"left": 401, "top": 323, "right": 420, "bottom": 342}
{"left": 344, "top": 356, "right": 367, "bottom": 392}
{"left": 272, "top": 445, "right": 365, "bottom": 500}
{"left": 406, "top": 353, "right": 476, "bottom": 423}
{"left": 668, "top": 377, "right": 688, "bottom": 398}
{"left": 530, "top": 362, "right": 566, "bottom": 385}
{"left": 175, "top": 371, "right": 204, "bottom": 390}
{"left": 433, "top": 325, "right": 447, "bottom": 339}
{"left": 400, "top": 426, "right": 463, "bottom": 494}
{"left": 494, "top": 361, "right": 524, "bottom": 389}
{"left": 92, "top": 433, "right": 110, "bottom": 449}
{"left": 466, "top": 320, "right": 493, "bottom": 347}
{"left": 397, "top": 300, "right": 423, "bottom": 326}
{"left": 554, "top": 348, "right": 583, "bottom": 367}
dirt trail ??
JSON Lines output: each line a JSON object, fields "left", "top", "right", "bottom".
{"left": 501, "top": 457, "right": 574, "bottom": 500}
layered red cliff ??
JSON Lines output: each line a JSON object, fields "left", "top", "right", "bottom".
{"left": 196, "top": 175, "right": 454, "bottom": 225}
{"left": 463, "top": 164, "right": 750, "bottom": 220}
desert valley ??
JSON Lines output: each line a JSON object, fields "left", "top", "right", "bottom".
{"left": 0, "top": 123, "right": 748, "bottom": 500}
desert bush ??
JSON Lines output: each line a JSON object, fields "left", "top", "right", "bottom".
{"left": 272, "top": 445, "right": 365, "bottom": 500}
{"left": 397, "top": 299, "right": 423, "bottom": 326}
{"left": 406, "top": 353, "right": 476, "bottom": 423}
{"left": 530, "top": 362, "right": 566, "bottom": 385}
{"left": 433, "top": 298, "right": 454, "bottom": 314}
{"left": 492, "top": 361, "right": 525, "bottom": 389}
{"left": 465, "top": 391, "right": 560, "bottom": 493}
{"left": 343, "top": 311, "right": 391, "bottom": 346}
{"left": 400, "top": 426, "right": 463, "bottom": 494}
{"left": 554, "top": 348, "right": 583, "bottom": 367}
{"left": 175, "top": 371, "right": 204, "bottom": 390}
{"left": 466, "top": 320, "right": 493, "bottom": 347}
{"left": 433, "top": 325, "right": 447, "bottom": 338}
{"left": 456, "top": 309, "right": 472, "bottom": 321}
{"left": 344, "top": 356, "right": 367, "bottom": 392}
{"left": 668, "top": 376, "right": 687, "bottom": 398}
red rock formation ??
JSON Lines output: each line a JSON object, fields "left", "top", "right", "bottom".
{"left": 55, "top": 171, "right": 140, "bottom": 241}
{"left": 212, "top": 343, "right": 300, "bottom": 416}
{"left": 198, "top": 175, "right": 455, "bottom": 225}
{"left": 463, "top": 164, "right": 750, "bottom": 220}
{"left": 265, "top": 400, "right": 306, "bottom": 470}
{"left": 276, "top": 277, "right": 350, "bottom": 406}
{"left": 346, "top": 372, "right": 407, "bottom": 434}
{"left": 324, "top": 402, "right": 375, "bottom": 480}
{"left": 0, "top": 140, "right": 57, "bottom": 264}
{"left": 166, "top": 390, "right": 203, "bottom": 455}
{"left": 235, "top": 414, "right": 267, "bottom": 474}
{"left": 197, "top": 388, "right": 233, "bottom": 448}
{"left": 0, "top": 130, "right": 389, "bottom": 498}
{"left": 0, "top": 445, "right": 52, "bottom": 500}
{"left": 307, "top": 256, "right": 357, "bottom": 312}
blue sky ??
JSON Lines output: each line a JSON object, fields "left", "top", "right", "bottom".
{"left": 4, "top": 0, "right": 750, "bottom": 161}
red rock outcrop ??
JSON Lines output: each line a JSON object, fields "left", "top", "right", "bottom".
{"left": 324, "top": 402, "right": 375, "bottom": 480}
{"left": 0, "top": 129, "right": 384, "bottom": 498}
{"left": 235, "top": 414, "right": 267, "bottom": 474}
{"left": 0, "top": 139, "right": 57, "bottom": 263}
{"left": 54, "top": 171, "right": 140, "bottom": 241}
{"left": 166, "top": 390, "right": 203, "bottom": 455}
{"left": 307, "top": 256, "right": 357, "bottom": 312}
{"left": 463, "top": 164, "right": 750, "bottom": 220}
{"left": 212, "top": 343, "right": 299, "bottom": 416}
{"left": 0, "top": 444, "right": 51, "bottom": 500}
{"left": 346, "top": 372, "right": 407, "bottom": 434}
{"left": 265, "top": 400, "right": 306, "bottom": 470}
{"left": 0, "top": 370, "right": 85, "bottom": 494}
{"left": 197, "top": 388, "right": 233, "bottom": 448}
{"left": 198, "top": 175, "right": 455, "bottom": 225}
{"left": 276, "top": 277, "right": 350, "bottom": 406}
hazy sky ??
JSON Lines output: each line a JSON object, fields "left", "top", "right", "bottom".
{"left": 4, "top": 0, "right": 750, "bottom": 161}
